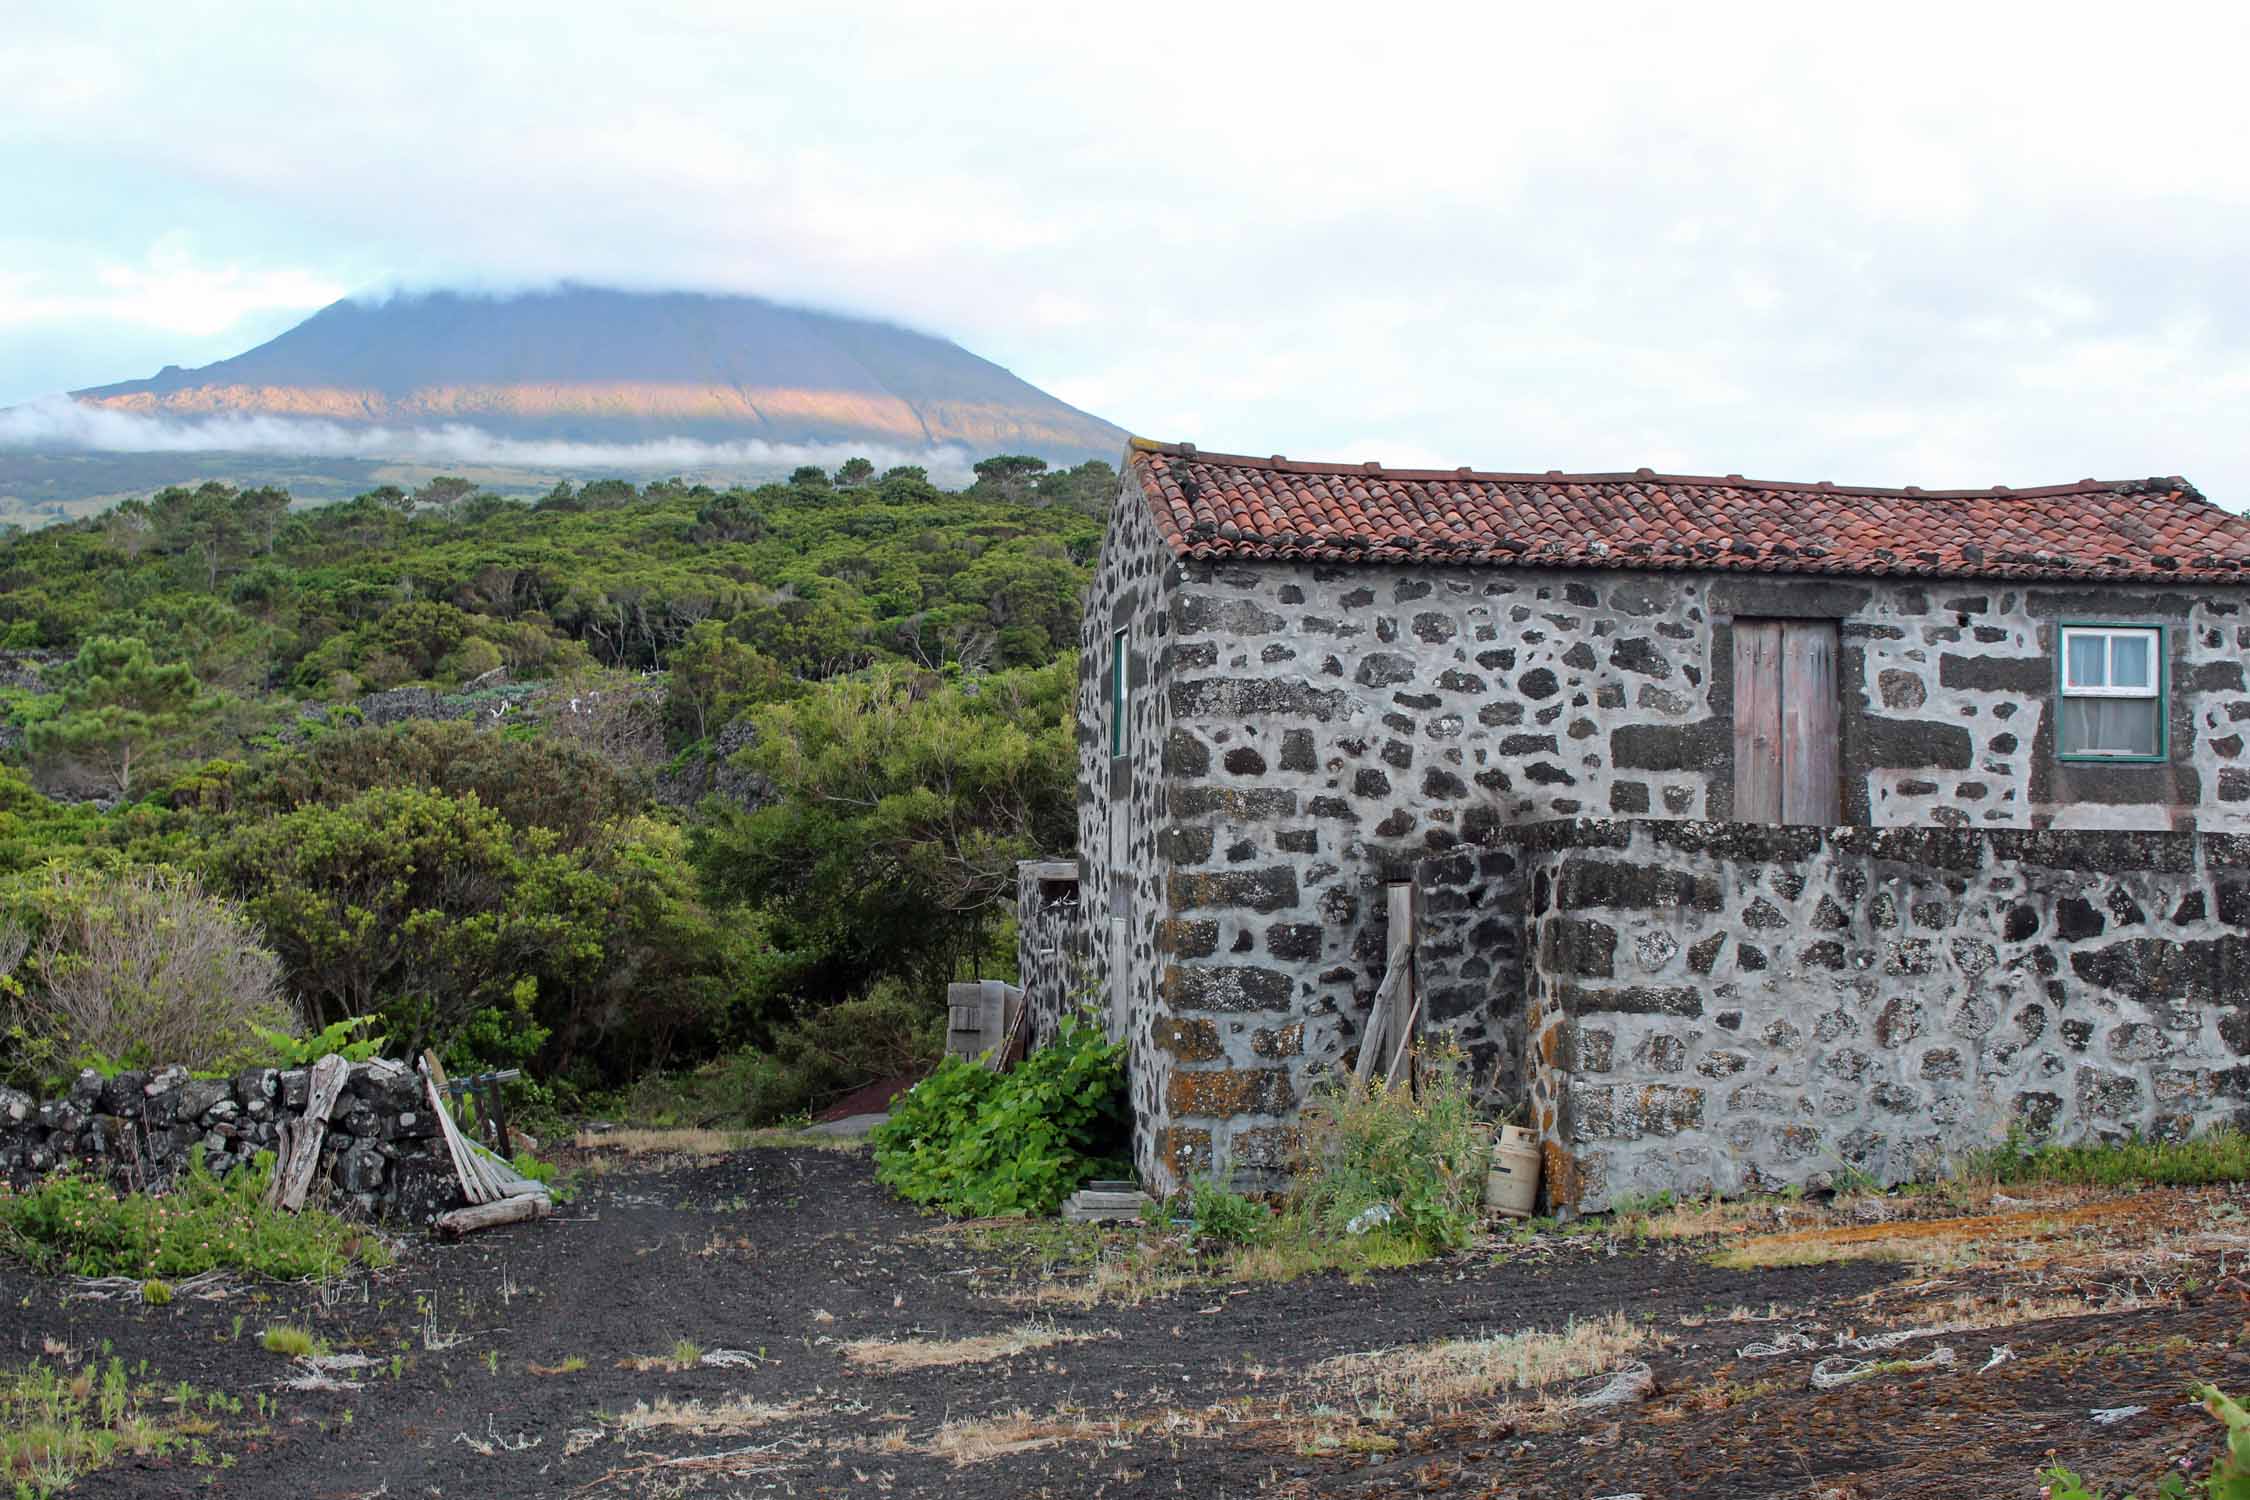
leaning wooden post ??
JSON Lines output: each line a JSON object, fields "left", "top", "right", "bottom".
{"left": 1354, "top": 881, "right": 1418, "bottom": 1090}
{"left": 1383, "top": 881, "right": 1421, "bottom": 1088}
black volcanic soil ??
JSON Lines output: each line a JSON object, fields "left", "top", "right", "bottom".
{"left": 7, "top": 1147, "right": 2242, "bottom": 1499}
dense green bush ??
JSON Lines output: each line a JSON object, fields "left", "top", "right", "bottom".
{"left": 613, "top": 987, "right": 943, "bottom": 1127}
{"left": 0, "top": 1149, "right": 389, "bottom": 1280}
{"left": 1184, "top": 1176, "right": 1271, "bottom": 1247}
{"left": 872, "top": 1014, "right": 1128, "bottom": 1217}
{"left": 1293, "top": 1047, "right": 1490, "bottom": 1251}
{"left": 0, "top": 460, "right": 1101, "bottom": 1104}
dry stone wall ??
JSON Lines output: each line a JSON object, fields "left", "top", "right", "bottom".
{"left": 0, "top": 1060, "right": 464, "bottom": 1223}
{"left": 1517, "top": 819, "right": 2250, "bottom": 1213}
{"left": 1412, "top": 844, "right": 1529, "bottom": 1106}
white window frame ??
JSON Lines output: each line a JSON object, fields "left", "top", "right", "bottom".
{"left": 2057, "top": 624, "right": 2165, "bottom": 762}
{"left": 2059, "top": 626, "right": 2161, "bottom": 699}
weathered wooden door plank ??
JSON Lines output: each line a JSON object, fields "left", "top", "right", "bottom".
{"left": 1780, "top": 620, "right": 1841, "bottom": 825}
{"left": 1732, "top": 622, "right": 1785, "bottom": 823}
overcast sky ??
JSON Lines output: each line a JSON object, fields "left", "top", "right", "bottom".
{"left": 6, "top": 2, "right": 2249, "bottom": 500}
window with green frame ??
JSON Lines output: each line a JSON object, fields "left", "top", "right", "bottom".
{"left": 1109, "top": 627, "right": 1128, "bottom": 758}
{"left": 2057, "top": 623, "right": 2165, "bottom": 761}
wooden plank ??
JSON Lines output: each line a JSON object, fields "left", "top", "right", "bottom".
{"left": 435, "top": 1193, "right": 551, "bottom": 1237}
{"left": 1780, "top": 620, "right": 1842, "bottom": 826}
{"left": 1384, "top": 881, "right": 1417, "bottom": 1082}
{"left": 271, "top": 1053, "right": 352, "bottom": 1211}
{"left": 1107, "top": 915, "right": 1130, "bottom": 1043}
{"left": 1351, "top": 960, "right": 1405, "bottom": 1088}
{"left": 422, "top": 1051, "right": 496, "bottom": 1205}
{"left": 1354, "top": 883, "right": 1417, "bottom": 1088}
{"left": 1383, "top": 993, "right": 1423, "bottom": 1089}
{"left": 1732, "top": 621, "right": 1785, "bottom": 824}
{"left": 466, "top": 1142, "right": 551, "bottom": 1200}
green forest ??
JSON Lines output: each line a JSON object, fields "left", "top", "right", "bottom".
{"left": 0, "top": 455, "right": 1111, "bottom": 1125}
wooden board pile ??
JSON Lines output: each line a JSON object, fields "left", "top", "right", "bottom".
{"left": 419, "top": 1051, "right": 553, "bottom": 1236}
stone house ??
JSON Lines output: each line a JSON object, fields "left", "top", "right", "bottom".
{"left": 1040, "top": 438, "right": 2250, "bottom": 1198}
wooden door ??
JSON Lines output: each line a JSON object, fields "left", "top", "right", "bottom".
{"left": 1733, "top": 620, "right": 1839, "bottom": 825}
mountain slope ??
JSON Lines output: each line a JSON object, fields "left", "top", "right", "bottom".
{"left": 71, "top": 286, "right": 1128, "bottom": 463}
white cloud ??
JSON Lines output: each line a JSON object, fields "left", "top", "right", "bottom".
{"left": 6, "top": 0, "right": 2250, "bottom": 502}
{"left": 0, "top": 395, "right": 977, "bottom": 485}
{"left": 0, "top": 238, "right": 346, "bottom": 339}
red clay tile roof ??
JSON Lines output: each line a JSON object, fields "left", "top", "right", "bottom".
{"left": 1128, "top": 440, "right": 2250, "bottom": 582}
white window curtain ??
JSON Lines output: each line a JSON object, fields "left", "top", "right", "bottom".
{"left": 2060, "top": 696, "right": 2159, "bottom": 757}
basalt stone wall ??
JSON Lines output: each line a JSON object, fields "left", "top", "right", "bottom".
{"left": 1411, "top": 844, "right": 1529, "bottom": 1105}
{"left": 1518, "top": 818, "right": 2250, "bottom": 1214}
{"left": 0, "top": 1060, "right": 464, "bottom": 1223}
{"left": 1016, "top": 860, "right": 1091, "bottom": 1051}
{"left": 1078, "top": 467, "right": 1183, "bottom": 1186}
{"left": 1132, "top": 559, "right": 1718, "bottom": 1192}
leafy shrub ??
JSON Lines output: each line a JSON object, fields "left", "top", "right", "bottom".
{"left": 0, "top": 1148, "right": 387, "bottom": 1280}
{"left": 249, "top": 1015, "right": 385, "bottom": 1067}
{"left": 1293, "top": 1046, "right": 1489, "bottom": 1252}
{"left": 1185, "top": 1176, "right": 1270, "bottom": 1247}
{"left": 614, "top": 986, "right": 942, "bottom": 1127}
{"left": 2040, "top": 1381, "right": 2249, "bottom": 1498}
{"left": 4, "top": 867, "right": 300, "bottom": 1079}
{"left": 872, "top": 1014, "right": 1128, "bottom": 1217}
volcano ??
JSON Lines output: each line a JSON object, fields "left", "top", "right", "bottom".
{"left": 68, "top": 285, "right": 1127, "bottom": 465}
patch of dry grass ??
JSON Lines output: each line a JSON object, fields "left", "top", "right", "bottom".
{"left": 1708, "top": 1237, "right": 1970, "bottom": 1270}
{"left": 1704, "top": 1197, "right": 2157, "bottom": 1272}
{"left": 1633, "top": 1197, "right": 1796, "bottom": 1241}
{"left": 1003, "top": 1252, "right": 1195, "bottom": 1309}
{"left": 613, "top": 1394, "right": 802, "bottom": 1435}
{"left": 1314, "top": 1311, "right": 1651, "bottom": 1410}
{"left": 923, "top": 1408, "right": 1085, "bottom": 1465}
{"left": 618, "top": 1338, "right": 704, "bottom": 1372}
{"left": 842, "top": 1322, "right": 1109, "bottom": 1372}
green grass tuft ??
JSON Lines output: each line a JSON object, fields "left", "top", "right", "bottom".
{"left": 257, "top": 1326, "right": 322, "bottom": 1358}
{"left": 1961, "top": 1126, "right": 2250, "bottom": 1189}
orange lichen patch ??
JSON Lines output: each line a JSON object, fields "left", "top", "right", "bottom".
{"left": 1165, "top": 1066, "right": 1295, "bottom": 1119}
{"left": 1541, "top": 1139, "right": 1582, "bottom": 1213}
{"left": 1154, "top": 1018, "right": 1226, "bottom": 1063}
